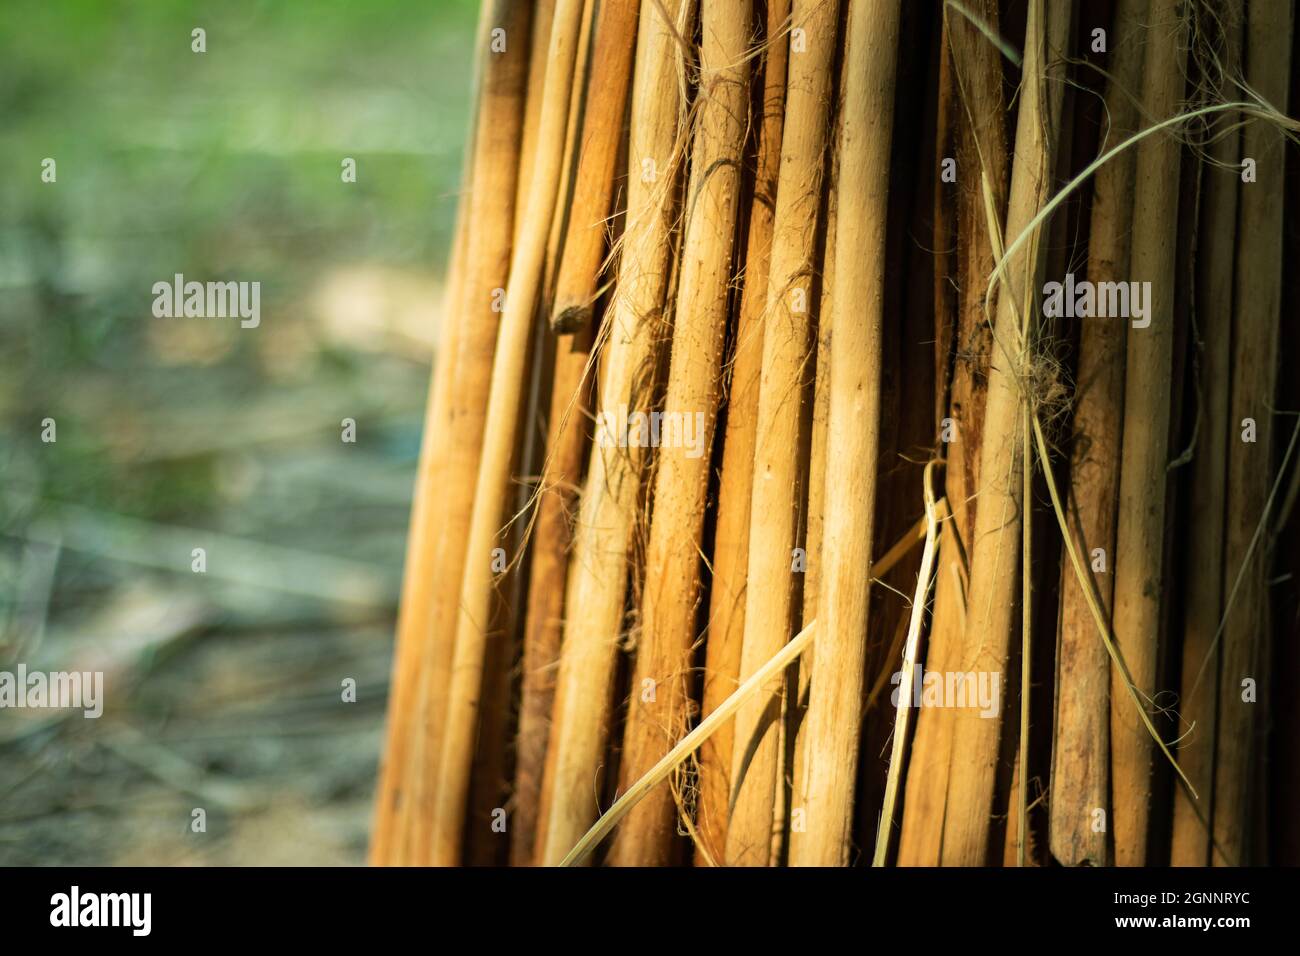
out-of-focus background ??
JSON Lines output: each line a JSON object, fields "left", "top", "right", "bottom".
{"left": 0, "top": 0, "right": 477, "bottom": 864}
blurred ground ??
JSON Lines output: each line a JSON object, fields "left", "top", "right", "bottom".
{"left": 0, "top": 0, "right": 478, "bottom": 864}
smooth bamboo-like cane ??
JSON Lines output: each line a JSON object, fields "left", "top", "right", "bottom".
{"left": 725, "top": 0, "right": 839, "bottom": 868}
{"left": 938, "top": 0, "right": 1070, "bottom": 866}
{"left": 786, "top": 73, "right": 838, "bottom": 862}
{"left": 1169, "top": 0, "right": 1241, "bottom": 867}
{"left": 800, "top": 144, "right": 836, "bottom": 643}
{"left": 897, "top": 0, "right": 1008, "bottom": 866}
{"left": 515, "top": 0, "right": 557, "bottom": 240}
{"left": 541, "top": 0, "right": 597, "bottom": 303}
{"left": 1108, "top": 0, "right": 1188, "bottom": 868}
{"left": 431, "top": 0, "right": 588, "bottom": 866}
{"left": 370, "top": 186, "right": 472, "bottom": 868}
{"left": 536, "top": 0, "right": 694, "bottom": 866}
{"left": 1048, "top": 0, "right": 1148, "bottom": 869}
{"left": 693, "top": 0, "right": 791, "bottom": 867}
{"left": 397, "top": 0, "right": 532, "bottom": 866}
{"left": 607, "top": 1, "right": 752, "bottom": 866}
{"left": 512, "top": 328, "right": 594, "bottom": 865}
{"left": 369, "top": 1, "right": 497, "bottom": 866}
{"left": 789, "top": 0, "right": 898, "bottom": 868}
{"left": 549, "top": 1, "right": 642, "bottom": 333}
{"left": 1214, "top": 0, "right": 1292, "bottom": 867}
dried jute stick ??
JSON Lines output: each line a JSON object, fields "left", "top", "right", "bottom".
{"left": 430, "top": 0, "right": 588, "bottom": 866}
{"left": 540, "top": 0, "right": 596, "bottom": 307}
{"left": 514, "top": 0, "right": 558, "bottom": 241}
{"left": 694, "top": 0, "right": 791, "bottom": 867}
{"left": 391, "top": 0, "right": 532, "bottom": 866}
{"left": 786, "top": 63, "right": 837, "bottom": 863}
{"left": 549, "top": 0, "right": 641, "bottom": 333}
{"left": 512, "top": 323, "right": 595, "bottom": 866}
{"left": 607, "top": 0, "right": 752, "bottom": 867}
{"left": 726, "top": 0, "right": 839, "bottom": 868}
{"left": 938, "top": 0, "right": 1070, "bottom": 867}
{"left": 1170, "top": 0, "right": 1241, "bottom": 867}
{"left": 370, "top": 183, "right": 472, "bottom": 868}
{"left": 1109, "top": 0, "right": 1188, "bottom": 868}
{"left": 1049, "top": 0, "right": 1148, "bottom": 869}
{"left": 369, "top": 0, "right": 497, "bottom": 866}
{"left": 535, "top": 0, "right": 694, "bottom": 867}
{"left": 1213, "top": 0, "right": 1292, "bottom": 867}
{"left": 789, "top": 0, "right": 899, "bottom": 868}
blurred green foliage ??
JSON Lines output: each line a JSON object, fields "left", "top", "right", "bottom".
{"left": 0, "top": 0, "right": 477, "bottom": 519}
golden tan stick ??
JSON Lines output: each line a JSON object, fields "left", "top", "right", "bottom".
{"left": 542, "top": 0, "right": 597, "bottom": 299}
{"left": 396, "top": 0, "right": 533, "bottom": 866}
{"left": 463, "top": 603, "right": 513, "bottom": 866}
{"left": 549, "top": 0, "right": 643, "bottom": 333}
{"left": 725, "top": 0, "right": 839, "bottom": 868}
{"left": 1048, "top": 0, "right": 1148, "bottom": 869}
{"left": 431, "top": 0, "right": 589, "bottom": 866}
{"left": 607, "top": 0, "right": 753, "bottom": 867}
{"left": 772, "top": 92, "right": 835, "bottom": 860}
{"left": 369, "top": 0, "right": 498, "bottom": 867}
{"left": 529, "top": 214, "right": 629, "bottom": 867}
{"left": 512, "top": 332, "right": 594, "bottom": 867}
{"left": 1213, "top": 0, "right": 1292, "bottom": 867}
{"left": 787, "top": 35, "right": 839, "bottom": 849}
{"left": 800, "top": 147, "right": 836, "bottom": 638}
{"left": 1169, "top": 0, "right": 1241, "bottom": 867}
{"left": 515, "top": 0, "right": 557, "bottom": 242}
{"left": 370, "top": 193, "right": 471, "bottom": 868}
{"left": 938, "top": 0, "right": 1070, "bottom": 866}
{"left": 1108, "top": 0, "right": 1188, "bottom": 868}
{"left": 774, "top": 14, "right": 837, "bottom": 863}
{"left": 788, "top": 0, "right": 898, "bottom": 868}
{"left": 536, "top": 0, "right": 694, "bottom": 866}
{"left": 694, "top": 0, "right": 791, "bottom": 867}
{"left": 1003, "top": 747, "right": 1040, "bottom": 865}
{"left": 1017, "top": 371, "right": 1032, "bottom": 865}
{"left": 897, "top": 0, "right": 1008, "bottom": 866}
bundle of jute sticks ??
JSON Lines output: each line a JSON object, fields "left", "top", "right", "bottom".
{"left": 371, "top": 0, "right": 1300, "bottom": 866}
